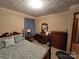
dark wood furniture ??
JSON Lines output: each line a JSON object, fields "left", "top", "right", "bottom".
{"left": 35, "top": 31, "right": 67, "bottom": 51}
{"left": 10, "top": 32, "right": 20, "bottom": 36}
{"left": 25, "top": 36, "right": 33, "bottom": 42}
{"left": 0, "top": 32, "right": 9, "bottom": 37}
{"left": 34, "top": 34, "right": 52, "bottom": 44}
{"left": 51, "top": 31, "right": 68, "bottom": 51}
{"left": 0, "top": 32, "right": 20, "bottom": 38}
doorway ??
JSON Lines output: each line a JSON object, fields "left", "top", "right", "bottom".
{"left": 71, "top": 12, "right": 79, "bottom": 58}
{"left": 24, "top": 18, "right": 35, "bottom": 36}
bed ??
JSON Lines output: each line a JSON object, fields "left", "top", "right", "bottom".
{"left": 0, "top": 32, "right": 49, "bottom": 59}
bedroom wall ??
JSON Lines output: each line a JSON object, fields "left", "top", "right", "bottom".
{"left": 0, "top": 7, "right": 35, "bottom": 35}
{"left": 35, "top": 11, "right": 69, "bottom": 33}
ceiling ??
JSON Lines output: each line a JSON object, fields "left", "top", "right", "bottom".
{"left": 0, "top": 0, "right": 79, "bottom": 17}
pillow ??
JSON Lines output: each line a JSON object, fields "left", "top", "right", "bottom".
{"left": 14, "top": 34, "right": 24, "bottom": 43}
{"left": 3, "top": 36, "right": 15, "bottom": 48}
{"left": 0, "top": 38, "right": 5, "bottom": 48}
{"left": 0, "top": 41, "right": 5, "bottom": 48}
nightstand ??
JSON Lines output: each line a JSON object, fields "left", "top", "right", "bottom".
{"left": 34, "top": 34, "right": 52, "bottom": 45}
{"left": 25, "top": 36, "right": 33, "bottom": 42}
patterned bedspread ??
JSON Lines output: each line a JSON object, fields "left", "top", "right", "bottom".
{"left": 0, "top": 40, "right": 49, "bottom": 59}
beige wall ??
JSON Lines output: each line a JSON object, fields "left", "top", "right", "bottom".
{"left": 0, "top": 7, "right": 35, "bottom": 35}
{"left": 36, "top": 11, "right": 69, "bottom": 33}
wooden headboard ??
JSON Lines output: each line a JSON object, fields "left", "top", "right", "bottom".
{"left": 0, "top": 32, "right": 9, "bottom": 38}
{"left": 10, "top": 32, "right": 20, "bottom": 36}
{"left": 0, "top": 32, "right": 21, "bottom": 38}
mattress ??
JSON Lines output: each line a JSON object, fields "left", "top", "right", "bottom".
{"left": 0, "top": 40, "right": 49, "bottom": 59}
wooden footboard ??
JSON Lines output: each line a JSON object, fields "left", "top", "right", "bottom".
{"left": 43, "top": 50, "right": 49, "bottom": 59}
{"left": 43, "top": 46, "right": 51, "bottom": 59}
{"left": 43, "top": 37, "right": 51, "bottom": 59}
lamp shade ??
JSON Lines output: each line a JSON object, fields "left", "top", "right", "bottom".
{"left": 27, "top": 29, "right": 31, "bottom": 32}
{"left": 46, "top": 31, "right": 48, "bottom": 35}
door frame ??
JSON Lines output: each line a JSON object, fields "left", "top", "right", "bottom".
{"left": 70, "top": 12, "right": 79, "bottom": 53}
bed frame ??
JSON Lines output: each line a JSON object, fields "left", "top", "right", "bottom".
{"left": 0, "top": 32, "right": 9, "bottom": 37}
{"left": 0, "top": 32, "right": 51, "bottom": 59}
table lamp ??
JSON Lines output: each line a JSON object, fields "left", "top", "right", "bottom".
{"left": 27, "top": 29, "right": 31, "bottom": 36}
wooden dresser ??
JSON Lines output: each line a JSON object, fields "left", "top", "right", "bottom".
{"left": 51, "top": 31, "right": 68, "bottom": 51}
{"left": 34, "top": 31, "right": 67, "bottom": 51}
{"left": 34, "top": 34, "right": 52, "bottom": 44}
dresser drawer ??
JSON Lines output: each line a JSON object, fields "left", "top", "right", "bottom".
{"left": 52, "top": 41, "right": 66, "bottom": 50}
{"left": 51, "top": 31, "right": 67, "bottom": 51}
